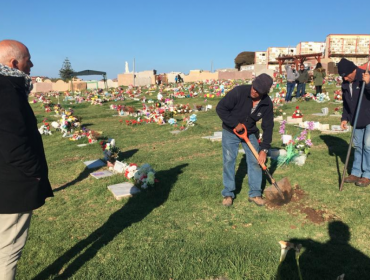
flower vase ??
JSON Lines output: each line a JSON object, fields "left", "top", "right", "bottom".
{"left": 282, "top": 134, "right": 292, "bottom": 145}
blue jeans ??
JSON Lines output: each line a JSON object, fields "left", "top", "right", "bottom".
{"left": 352, "top": 125, "right": 370, "bottom": 179}
{"left": 296, "top": 83, "right": 306, "bottom": 98}
{"left": 221, "top": 129, "right": 262, "bottom": 198}
{"left": 286, "top": 82, "right": 296, "bottom": 101}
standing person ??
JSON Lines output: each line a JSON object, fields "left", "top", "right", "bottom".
{"left": 216, "top": 74, "right": 274, "bottom": 207}
{"left": 339, "top": 58, "right": 370, "bottom": 186}
{"left": 285, "top": 63, "right": 299, "bottom": 102}
{"left": 0, "top": 40, "right": 53, "bottom": 279}
{"left": 156, "top": 75, "right": 161, "bottom": 86}
{"left": 296, "top": 64, "right": 309, "bottom": 98}
{"left": 313, "top": 62, "right": 326, "bottom": 95}
{"left": 175, "top": 75, "right": 178, "bottom": 84}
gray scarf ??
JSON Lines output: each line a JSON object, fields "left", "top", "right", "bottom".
{"left": 0, "top": 63, "right": 33, "bottom": 96}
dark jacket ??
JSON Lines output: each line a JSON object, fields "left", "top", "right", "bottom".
{"left": 313, "top": 68, "right": 326, "bottom": 86}
{"left": 216, "top": 85, "right": 274, "bottom": 150}
{"left": 297, "top": 69, "right": 309, "bottom": 83}
{"left": 0, "top": 74, "right": 53, "bottom": 214}
{"left": 341, "top": 68, "right": 370, "bottom": 128}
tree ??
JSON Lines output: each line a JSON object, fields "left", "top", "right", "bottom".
{"left": 59, "top": 58, "right": 74, "bottom": 82}
{"left": 234, "top": 51, "right": 255, "bottom": 70}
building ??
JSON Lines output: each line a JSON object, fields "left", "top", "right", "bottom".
{"left": 322, "top": 34, "right": 370, "bottom": 66}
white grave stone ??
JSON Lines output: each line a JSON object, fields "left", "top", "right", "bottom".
{"left": 170, "top": 130, "right": 181, "bottom": 135}
{"left": 312, "top": 107, "right": 329, "bottom": 116}
{"left": 77, "top": 144, "right": 88, "bottom": 147}
{"left": 90, "top": 170, "right": 113, "bottom": 179}
{"left": 107, "top": 182, "right": 141, "bottom": 200}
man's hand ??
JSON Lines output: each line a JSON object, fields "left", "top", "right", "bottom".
{"left": 341, "top": 120, "right": 348, "bottom": 130}
{"left": 258, "top": 151, "right": 267, "bottom": 165}
{"left": 363, "top": 72, "right": 370, "bottom": 84}
{"left": 234, "top": 123, "right": 244, "bottom": 132}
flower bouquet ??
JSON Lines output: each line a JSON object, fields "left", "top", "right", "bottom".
{"left": 100, "top": 139, "right": 120, "bottom": 166}
{"left": 315, "top": 92, "right": 330, "bottom": 103}
{"left": 292, "top": 106, "right": 303, "bottom": 118}
{"left": 334, "top": 106, "right": 343, "bottom": 115}
{"left": 180, "top": 114, "right": 197, "bottom": 131}
{"left": 334, "top": 90, "right": 343, "bottom": 103}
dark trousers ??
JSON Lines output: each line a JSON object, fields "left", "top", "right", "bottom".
{"left": 315, "top": 86, "right": 322, "bottom": 95}
{"left": 297, "top": 83, "right": 306, "bottom": 98}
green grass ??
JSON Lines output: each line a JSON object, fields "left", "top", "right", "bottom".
{"left": 17, "top": 83, "right": 370, "bottom": 280}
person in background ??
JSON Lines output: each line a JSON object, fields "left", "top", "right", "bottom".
{"left": 285, "top": 63, "right": 299, "bottom": 102}
{"left": 216, "top": 74, "right": 274, "bottom": 207}
{"left": 296, "top": 64, "right": 309, "bottom": 98}
{"left": 339, "top": 58, "right": 370, "bottom": 187}
{"left": 0, "top": 39, "right": 54, "bottom": 280}
{"left": 313, "top": 62, "right": 326, "bottom": 95}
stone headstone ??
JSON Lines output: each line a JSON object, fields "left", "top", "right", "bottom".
{"left": 90, "top": 170, "right": 113, "bottom": 179}
{"left": 77, "top": 144, "right": 88, "bottom": 147}
{"left": 107, "top": 182, "right": 141, "bottom": 200}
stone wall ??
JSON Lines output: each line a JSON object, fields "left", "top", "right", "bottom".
{"left": 219, "top": 70, "right": 253, "bottom": 80}
{"left": 118, "top": 71, "right": 156, "bottom": 86}
{"left": 31, "top": 80, "right": 87, "bottom": 93}
{"left": 183, "top": 70, "right": 218, "bottom": 82}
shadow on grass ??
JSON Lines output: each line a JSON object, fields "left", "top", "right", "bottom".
{"left": 320, "top": 135, "right": 353, "bottom": 187}
{"left": 33, "top": 163, "right": 188, "bottom": 280}
{"left": 276, "top": 221, "right": 370, "bottom": 279}
{"left": 234, "top": 154, "right": 246, "bottom": 197}
{"left": 53, "top": 149, "right": 139, "bottom": 193}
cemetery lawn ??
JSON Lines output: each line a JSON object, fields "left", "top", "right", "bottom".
{"left": 18, "top": 84, "right": 370, "bottom": 280}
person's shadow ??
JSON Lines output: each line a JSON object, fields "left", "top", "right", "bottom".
{"left": 53, "top": 149, "right": 139, "bottom": 193}
{"left": 277, "top": 221, "right": 370, "bottom": 280}
{"left": 320, "top": 135, "right": 353, "bottom": 187}
{"left": 34, "top": 163, "right": 188, "bottom": 279}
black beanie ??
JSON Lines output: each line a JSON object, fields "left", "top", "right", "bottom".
{"left": 338, "top": 58, "right": 357, "bottom": 77}
{"left": 252, "top": 73, "right": 273, "bottom": 95}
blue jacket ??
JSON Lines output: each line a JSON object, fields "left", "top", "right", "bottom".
{"left": 341, "top": 68, "right": 370, "bottom": 128}
{"left": 216, "top": 85, "right": 274, "bottom": 150}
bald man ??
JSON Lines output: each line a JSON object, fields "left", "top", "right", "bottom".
{"left": 0, "top": 40, "right": 53, "bottom": 280}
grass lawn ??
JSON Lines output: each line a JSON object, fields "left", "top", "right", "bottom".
{"left": 17, "top": 82, "right": 370, "bottom": 280}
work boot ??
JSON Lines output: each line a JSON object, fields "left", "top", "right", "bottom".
{"left": 355, "top": 177, "right": 370, "bottom": 187}
{"left": 344, "top": 175, "right": 361, "bottom": 183}
{"left": 222, "top": 196, "right": 233, "bottom": 207}
{"left": 248, "top": 196, "right": 266, "bottom": 207}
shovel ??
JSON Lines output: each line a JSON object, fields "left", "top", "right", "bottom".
{"left": 234, "top": 124, "right": 293, "bottom": 205}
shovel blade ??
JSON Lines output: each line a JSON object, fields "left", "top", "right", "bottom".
{"left": 264, "top": 177, "right": 293, "bottom": 205}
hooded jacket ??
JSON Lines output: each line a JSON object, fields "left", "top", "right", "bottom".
{"left": 216, "top": 85, "right": 274, "bottom": 150}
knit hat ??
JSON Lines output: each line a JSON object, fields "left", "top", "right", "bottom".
{"left": 338, "top": 58, "right": 357, "bottom": 77}
{"left": 252, "top": 73, "right": 273, "bottom": 95}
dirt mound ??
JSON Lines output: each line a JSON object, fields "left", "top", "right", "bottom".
{"left": 267, "top": 185, "right": 337, "bottom": 224}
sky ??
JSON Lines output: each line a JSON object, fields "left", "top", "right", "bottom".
{"left": 1, "top": 0, "right": 369, "bottom": 80}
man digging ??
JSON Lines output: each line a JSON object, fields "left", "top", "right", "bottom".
{"left": 339, "top": 58, "right": 370, "bottom": 187}
{"left": 216, "top": 74, "right": 274, "bottom": 206}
